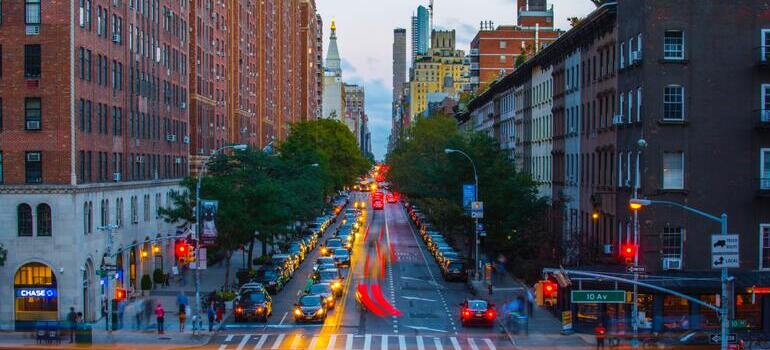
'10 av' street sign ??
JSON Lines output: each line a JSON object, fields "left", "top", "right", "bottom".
{"left": 571, "top": 290, "right": 626, "bottom": 303}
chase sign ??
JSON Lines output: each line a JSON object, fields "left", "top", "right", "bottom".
{"left": 15, "top": 288, "right": 57, "bottom": 298}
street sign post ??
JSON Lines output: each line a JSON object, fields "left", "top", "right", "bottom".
{"left": 571, "top": 290, "right": 626, "bottom": 303}
{"left": 471, "top": 201, "right": 484, "bottom": 218}
{"left": 711, "top": 234, "right": 739, "bottom": 268}
{"left": 709, "top": 333, "right": 736, "bottom": 344}
{"left": 627, "top": 265, "right": 646, "bottom": 273}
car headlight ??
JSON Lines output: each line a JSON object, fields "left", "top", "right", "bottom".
{"left": 256, "top": 307, "right": 264, "bottom": 313}
{"left": 294, "top": 309, "right": 302, "bottom": 316}
{"left": 321, "top": 248, "right": 327, "bottom": 254}
{"left": 236, "top": 307, "right": 244, "bottom": 314}
{"left": 316, "top": 308, "right": 325, "bottom": 316}
{"left": 332, "top": 281, "right": 342, "bottom": 289}
{"left": 326, "top": 296, "right": 334, "bottom": 303}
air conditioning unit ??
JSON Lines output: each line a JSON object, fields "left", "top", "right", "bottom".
{"left": 612, "top": 114, "right": 624, "bottom": 125}
{"left": 603, "top": 244, "right": 613, "bottom": 255}
{"left": 112, "top": 33, "right": 121, "bottom": 43}
{"left": 180, "top": 102, "right": 187, "bottom": 109}
{"left": 113, "top": 172, "right": 121, "bottom": 182}
{"left": 183, "top": 136, "right": 190, "bottom": 144}
{"left": 26, "top": 152, "right": 41, "bottom": 162}
{"left": 175, "top": 157, "right": 182, "bottom": 164}
{"left": 166, "top": 134, "right": 175, "bottom": 142}
{"left": 26, "top": 25, "right": 40, "bottom": 35}
{"left": 631, "top": 51, "right": 642, "bottom": 64}
{"left": 136, "top": 156, "right": 145, "bottom": 163}
{"left": 26, "top": 120, "right": 41, "bottom": 130}
{"left": 662, "top": 258, "right": 682, "bottom": 270}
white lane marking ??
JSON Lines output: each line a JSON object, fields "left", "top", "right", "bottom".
{"left": 483, "top": 338, "right": 496, "bottom": 350}
{"left": 434, "top": 337, "right": 444, "bottom": 350}
{"left": 218, "top": 345, "right": 227, "bottom": 350}
{"left": 278, "top": 312, "right": 288, "bottom": 325}
{"left": 398, "top": 335, "right": 407, "bottom": 350}
{"left": 416, "top": 336, "right": 425, "bottom": 350}
{"left": 468, "top": 338, "right": 479, "bottom": 350}
{"left": 326, "top": 334, "right": 337, "bottom": 350}
{"left": 225, "top": 335, "right": 235, "bottom": 342}
{"left": 401, "top": 296, "right": 437, "bottom": 302}
{"left": 254, "top": 334, "right": 269, "bottom": 350}
{"left": 449, "top": 337, "right": 462, "bottom": 350}
{"left": 289, "top": 334, "right": 303, "bottom": 349}
{"left": 345, "top": 334, "right": 355, "bottom": 350}
{"left": 381, "top": 335, "right": 388, "bottom": 350}
{"left": 235, "top": 334, "right": 251, "bottom": 350}
{"left": 405, "top": 325, "right": 448, "bottom": 333}
{"left": 308, "top": 336, "right": 319, "bottom": 350}
{"left": 270, "top": 333, "right": 285, "bottom": 350}
{"left": 363, "top": 334, "right": 372, "bottom": 350}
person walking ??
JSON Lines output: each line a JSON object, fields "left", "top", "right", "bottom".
{"left": 178, "top": 302, "right": 186, "bottom": 332}
{"left": 155, "top": 304, "right": 165, "bottom": 334}
{"left": 207, "top": 302, "right": 216, "bottom": 332}
{"left": 595, "top": 323, "right": 607, "bottom": 350}
{"left": 66, "top": 307, "right": 77, "bottom": 343}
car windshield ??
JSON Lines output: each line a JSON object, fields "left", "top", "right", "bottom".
{"left": 300, "top": 296, "right": 322, "bottom": 307}
{"left": 245, "top": 292, "right": 266, "bottom": 303}
{"left": 259, "top": 270, "right": 277, "bottom": 279}
{"left": 468, "top": 300, "right": 488, "bottom": 311}
{"left": 309, "top": 285, "right": 330, "bottom": 294}
{"left": 316, "top": 257, "right": 334, "bottom": 265}
{"left": 334, "top": 249, "right": 349, "bottom": 256}
{"left": 327, "top": 240, "right": 342, "bottom": 248}
{"left": 448, "top": 262, "right": 464, "bottom": 270}
{"left": 319, "top": 270, "right": 339, "bottom": 280}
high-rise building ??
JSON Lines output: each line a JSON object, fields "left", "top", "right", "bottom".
{"left": 0, "top": 0, "right": 190, "bottom": 327}
{"left": 409, "top": 30, "right": 469, "bottom": 119}
{"left": 322, "top": 20, "right": 346, "bottom": 122}
{"left": 468, "top": 0, "right": 562, "bottom": 92}
{"left": 411, "top": 5, "right": 430, "bottom": 65}
{"left": 345, "top": 83, "right": 366, "bottom": 148}
{"left": 227, "top": 0, "right": 258, "bottom": 147}
{"left": 391, "top": 28, "right": 407, "bottom": 150}
{"left": 300, "top": 0, "right": 322, "bottom": 122}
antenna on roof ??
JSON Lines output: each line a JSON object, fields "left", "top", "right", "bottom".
{"left": 429, "top": 0, "right": 434, "bottom": 33}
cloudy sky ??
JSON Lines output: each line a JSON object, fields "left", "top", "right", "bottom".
{"left": 316, "top": 0, "right": 597, "bottom": 160}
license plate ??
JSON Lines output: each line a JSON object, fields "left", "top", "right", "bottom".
{"left": 475, "top": 312, "right": 483, "bottom": 317}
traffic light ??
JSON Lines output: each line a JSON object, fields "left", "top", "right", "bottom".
{"left": 621, "top": 243, "right": 637, "bottom": 263}
{"left": 535, "top": 281, "right": 544, "bottom": 306}
{"left": 115, "top": 288, "right": 126, "bottom": 301}
{"left": 175, "top": 239, "right": 190, "bottom": 259}
{"left": 543, "top": 280, "right": 558, "bottom": 299}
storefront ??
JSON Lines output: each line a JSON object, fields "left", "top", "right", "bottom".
{"left": 13, "top": 262, "right": 58, "bottom": 331}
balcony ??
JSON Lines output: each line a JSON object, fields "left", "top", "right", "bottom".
{"left": 758, "top": 178, "right": 770, "bottom": 197}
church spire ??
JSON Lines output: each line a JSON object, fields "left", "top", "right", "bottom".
{"left": 325, "top": 18, "right": 342, "bottom": 76}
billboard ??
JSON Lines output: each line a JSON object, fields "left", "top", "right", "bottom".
{"left": 201, "top": 200, "right": 219, "bottom": 245}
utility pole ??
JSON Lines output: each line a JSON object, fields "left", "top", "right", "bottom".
{"left": 98, "top": 224, "right": 119, "bottom": 332}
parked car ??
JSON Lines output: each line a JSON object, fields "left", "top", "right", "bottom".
{"left": 333, "top": 248, "right": 351, "bottom": 267}
{"left": 313, "top": 257, "right": 336, "bottom": 272}
{"left": 288, "top": 242, "right": 306, "bottom": 262}
{"left": 271, "top": 254, "right": 297, "bottom": 276}
{"left": 293, "top": 295, "right": 327, "bottom": 323}
{"left": 316, "top": 268, "right": 344, "bottom": 297}
{"left": 252, "top": 268, "right": 285, "bottom": 294}
{"left": 441, "top": 259, "right": 468, "bottom": 282}
{"left": 234, "top": 289, "right": 272, "bottom": 322}
{"left": 321, "top": 239, "right": 343, "bottom": 257}
{"left": 238, "top": 282, "right": 267, "bottom": 297}
{"left": 306, "top": 283, "right": 336, "bottom": 310}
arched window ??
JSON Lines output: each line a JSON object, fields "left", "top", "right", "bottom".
{"left": 115, "top": 198, "right": 123, "bottom": 227}
{"left": 83, "top": 201, "right": 93, "bottom": 234}
{"left": 36, "top": 204, "right": 51, "bottom": 236}
{"left": 100, "top": 199, "right": 109, "bottom": 227}
{"left": 18, "top": 204, "right": 33, "bottom": 236}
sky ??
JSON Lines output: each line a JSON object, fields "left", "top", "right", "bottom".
{"left": 315, "top": 0, "right": 597, "bottom": 161}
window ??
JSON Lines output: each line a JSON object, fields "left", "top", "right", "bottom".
{"left": 627, "top": 91, "right": 633, "bottom": 123}
{"left": 761, "top": 225, "right": 770, "bottom": 270}
{"left": 143, "top": 194, "right": 150, "bottom": 221}
{"left": 24, "top": 44, "right": 40, "bottom": 78}
{"left": 154, "top": 193, "right": 161, "bottom": 218}
{"left": 116, "top": 198, "right": 123, "bottom": 227}
{"left": 661, "top": 226, "right": 683, "bottom": 260}
{"left": 637, "top": 87, "right": 642, "bottom": 122}
{"left": 85, "top": 49, "right": 91, "bottom": 81}
{"left": 499, "top": 41, "right": 507, "bottom": 49}
{"left": 25, "top": 0, "right": 40, "bottom": 25}
{"left": 17, "top": 204, "right": 33, "bottom": 236}
{"left": 663, "top": 152, "right": 684, "bottom": 190}
{"left": 25, "top": 151, "right": 42, "bottom": 183}
{"left": 618, "top": 152, "right": 623, "bottom": 188}
{"left": 663, "top": 85, "right": 684, "bottom": 120}
{"left": 25, "top": 97, "right": 41, "bottom": 129}
{"left": 100, "top": 199, "right": 109, "bottom": 226}
{"left": 130, "top": 196, "right": 138, "bottom": 224}
{"left": 762, "top": 85, "right": 770, "bottom": 122}
{"left": 762, "top": 29, "right": 770, "bottom": 62}
{"left": 761, "top": 148, "right": 770, "bottom": 190}
{"left": 83, "top": 201, "right": 92, "bottom": 234}
{"left": 619, "top": 42, "right": 624, "bottom": 68}
{"left": 36, "top": 203, "right": 51, "bottom": 236}
{"left": 663, "top": 30, "right": 684, "bottom": 59}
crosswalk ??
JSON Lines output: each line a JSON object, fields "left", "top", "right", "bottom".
{"left": 215, "top": 333, "right": 505, "bottom": 350}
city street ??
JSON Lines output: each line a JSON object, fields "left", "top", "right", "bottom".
{"left": 206, "top": 193, "right": 508, "bottom": 350}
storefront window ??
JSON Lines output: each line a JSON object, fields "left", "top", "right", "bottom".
{"left": 735, "top": 294, "right": 762, "bottom": 329}
{"left": 577, "top": 303, "right": 600, "bottom": 327}
{"left": 663, "top": 295, "right": 690, "bottom": 331}
{"left": 606, "top": 303, "right": 628, "bottom": 331}
{"left": 636, "top": 294, "right": 653, "bottom": 329}
{"left": 698, "top": 295, "right": 719, "bottom": 329}
{"left": 115, "top": 252, "right": 124, "bottom": 288}
{"left": 14, "top": 262, "right": 58, "bottom": 325}
{"left": 129, "top": 247, "right": 137, "bottom": 289}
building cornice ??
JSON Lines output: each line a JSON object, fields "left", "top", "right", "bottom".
{"left": 0, "top": 179, "right": 183, "bottom": 195}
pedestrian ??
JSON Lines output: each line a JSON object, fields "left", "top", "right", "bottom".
{"left": 216, "top": 303, "right": 223, "bottom": 323}
{"left": 207, "top": 302, "right": 216, "bottom": 332}
{"left": 155, "top": 303, "right": 165, "bottom": 334}
{"left": 67, "top": 307, "right": 77, "bottom": 343}
{"left": 178, "top": 302, "right": 186, "bottom": 332}
{"left": 595, "top": 323, "right": 607, "bottom": 350}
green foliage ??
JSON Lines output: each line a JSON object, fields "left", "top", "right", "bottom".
{"left": 386, "top": 114, "right": 550, "bottom": 283}
{"left": 216, "top": 290, "right": 236, "bottom": 301}
{"left": 140, "top": 274, "right": 152, "bottom": 291}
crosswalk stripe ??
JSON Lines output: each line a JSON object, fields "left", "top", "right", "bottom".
{"left": 398, "top": 335, "right": 406, "bottom": 350}
{"left": 308, "top": 336, "right": 319, "bottom": 350}
{"left": 289, "top": 334, "right": 303, "bottom": 349}
{"left": 381, "top": 335, "right": 388, "bottom": 350}
{"left": 235, "top": 334, "right": 251, "bottom": 350}
{"left": 225, "top": 335, "right": 235, "bottom": 342}
{"left": 326, "top": 334, "right": 337, "bottom": 350}
{"left": 434, "top": 337, "right": 444, "bottom": 350}
{"left": 345, "top": 334, "right": 354, "bottom": 350}
{"left": 483, "top": 338, "right": 496, "bottom": 350}
{"left": 364, "top": 334, "right": 372, "bottom": 350}
{"left": 416, "top": 336, "right": 425, "bottom": 350}
{"left": 218, "top": 345, "right": 227, "bottom": 350}
{"left": 271, "top": 333, "right": 285, "bottom": 350}
{"left": 468, "top": 338, "right": 479, "bottom": 350}
{"left": 449, "top": 337, "right": 461, "bottom": 350}
{"left": 254, "top": 335, "right": 269, "bottom": 350}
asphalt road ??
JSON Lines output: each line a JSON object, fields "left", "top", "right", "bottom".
{"left": 206, "top": 192, "right": 511, "bottom": 350}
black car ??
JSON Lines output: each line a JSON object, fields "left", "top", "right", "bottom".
{"left": 333, "top": 248, "right": 351, "bottom": 267}
{"left": 253, "top": 268, "right": 285, "bottom": 294}
{"left": 306, "top": 283, "right": 336, "bottom": 310}
{"left": 293, "top": 295, "right": 327, "bottom": 323}
{"left": 316, "top": 268, "right": 344, "bottom": 297}
{"left": 234, "top": 290, "right": 273, "bottom": 322}
{"left": 321, "top": 238, "right": 343, "bottom": 257}
{"left": 441, "top": 259, "right": 468, "bottom": 282}
{"left": 459, "top": 299, "right": 497, "bottom": 327}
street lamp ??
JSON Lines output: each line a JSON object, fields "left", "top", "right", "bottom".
{"left": 628, "top": 197, "right": 730, "bottom": 350}
{"left": 194, "top": 144, "right": 247, "bottom": 320}
{"left": 444, "top": 148, "right": 481, "bottom": 280}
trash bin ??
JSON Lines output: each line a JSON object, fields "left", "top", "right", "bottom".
{"left": 75, "top": 323, "right": 92, "bottom": 344}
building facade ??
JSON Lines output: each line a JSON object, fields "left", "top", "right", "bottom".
{"left": 391, "top": 28, "right": 407, "bottom": 150}
{"left": 344, "top": 83, "right": 365, "bottom": 147}
{"left": 408, "top": 30, "right": 469, "bottom": 119}
{"left": 410, "top": 5, "right": 429, "bottom": 66}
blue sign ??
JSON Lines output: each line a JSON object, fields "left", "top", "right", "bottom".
{"left": 462, "top": 184, "right": 476, "bottom": 209}
{"left": 15, "top": 288, "right": 57, "bottom": 298}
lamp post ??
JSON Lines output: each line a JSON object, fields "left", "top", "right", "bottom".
{"left": 444, "top": 148, "right": 480, "bottom": 280}
{"left": 195, "top": 144, "right": 247, "bottom": 320}
{"left": 629, "top": 198, "right": 730, "bottom": 350}
{"left": 97, "top": 224, "right": 119, "bottom": 331}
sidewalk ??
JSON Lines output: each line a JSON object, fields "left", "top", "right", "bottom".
{"left": 469, "top": 261, "right": 594, "bottom": 350}
{"left": 0, "top": 245, "right": 264, "bottom": 349}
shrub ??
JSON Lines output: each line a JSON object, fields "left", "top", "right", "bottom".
{"left": 140, "top": 274, "right": 152, "bottom": 291}
{"left": 152, "top": 268, "right": 165, "bottom": 285}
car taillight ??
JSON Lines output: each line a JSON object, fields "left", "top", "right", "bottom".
{"left": 486, "top": 310, "right": 497, "bottom": 320}
{"left": 461, "top": 309, "right": 471, "bottom": 319}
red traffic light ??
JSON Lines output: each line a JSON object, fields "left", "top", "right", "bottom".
{"left": 115, "top": 288, "right": 126, "bottom": 301}
{"left": 175, "top": 240, "right": 190, "bottom": 258}
{"left": 621, "top": 244, "right": 637, "bottom": 259}
{"left": 543, "top": 281, "right": 558, "bottom": 298}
